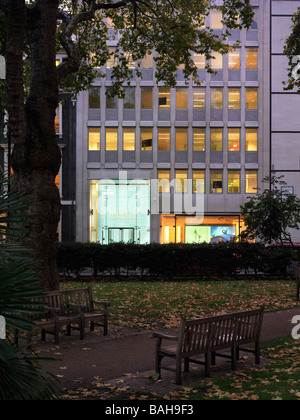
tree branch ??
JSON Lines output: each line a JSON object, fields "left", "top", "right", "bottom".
{"left": 57, "top": 0, "right": 130, "bottom": 82}
{"left": 0, "top": 0, "right": 7, "bottom": 14}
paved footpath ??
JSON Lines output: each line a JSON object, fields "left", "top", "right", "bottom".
{"left": 36, "top": 307, "right": 300, "bottom": 396}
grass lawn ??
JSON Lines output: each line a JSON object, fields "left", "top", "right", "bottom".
{"left": 61, "top": 279, "right": 299, "bottom": 329}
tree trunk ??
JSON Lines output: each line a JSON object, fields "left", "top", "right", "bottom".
{"left": 6, "top": 0, "right": 61, "bottom": 290}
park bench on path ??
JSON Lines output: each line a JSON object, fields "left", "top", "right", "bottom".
{"left": 154, "top": 306, "right": 264, "bottom": 385}
{"left": 14, "top": 285, "right": 110, "bottom": 347}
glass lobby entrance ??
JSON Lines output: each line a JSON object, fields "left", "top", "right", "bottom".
{"left": 90, "top": 180, "right": 150, "bottom": 244}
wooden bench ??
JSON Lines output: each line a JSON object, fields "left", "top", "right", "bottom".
{"left": 154, "top": 306, "right": 264, "bottom": 385}
{"left": 14, "top": 285, "right": 110, "bottom": 347}
{"left": 295, "top": 268, "right": 300, "bottom": 300}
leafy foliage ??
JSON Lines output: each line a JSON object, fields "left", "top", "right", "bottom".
{"left": 0, "top": 173, "right": 58, "bottom": 400}
{"left": 283, "top": 7, "right": 300, "bottom": 91}
{"left": 240, "top": 176, "right": 300, "bottom": 246}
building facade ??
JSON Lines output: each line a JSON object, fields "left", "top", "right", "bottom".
{"left": 75, "top": 0, "right": 273, "bottom": 245}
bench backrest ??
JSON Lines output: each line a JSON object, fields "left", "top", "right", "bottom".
{"left": 177, "top": 307, "right": 264, "bottom": 357}
{"left": 44, "top": 286, "right": 94, "bottom": 315}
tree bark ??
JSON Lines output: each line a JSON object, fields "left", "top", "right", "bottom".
{"left": 6, "top": 0, "right": 61, "bottom": 290}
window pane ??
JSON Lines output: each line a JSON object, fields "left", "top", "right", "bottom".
{"left": 159, "top": 88, "right": 170, "bottom": 109}
{"left": 250, "top": 10, "right": 258, "bottom": 29}
{"left": 124, "top": 87, "right": 135, "bottom": 109}
{"left": 106, "top": 128, "right": 118, "bottom": 150}
{"left": 193, "top": 170, "right": 205, "bottom": 193}
{"left": 246, "top": 128, "right": 258, "bottom": 151}
{"left": 228, "top": 49, "right": 240, "bottom": 69}
{"left": 211, "top": 52, "right": 223, "bottom": 69}
{"left": 193, "top": 128, "right": 205, "bottom": 151}
{"left": 89, "top": 87, "right": 100, "bottom": 109}
{"left": 141, "top": 87, "right": 153, "bottom": 109}
{"left": 176, "top": 88, "right": 188, "bottom": 109}
{"left": 141, "top": 53, "right": 153, "bottom": 69}
{"left": 211, "top": 10, "right": 223, "bottom": 29}
{"left": 228, "top": 88, "right": 240, "bottom": 109}
{"left": 246, "top": 88, "right": 258, "bottom": 109}
{"left": 141, "top": 128, "right": 153, "bottom": 151}
{"left": 176, "top": 128, "right": 188, "bottom": 151}
{"left": 246, "top": 48, "right": 258, "bottom": 69}
{"left": 228, "top": 128, "right": 240, "bottom": 151}
{"left": 246, "top": 171, "right": 258, "bottom": 193}
{"left": 158, "top": 170, "right": 170, "bottom": 193}
{"left": 175, "top": 170, "right": 188, "bottom": 193}
{"left": 211, "top": 170, "right": 223, "bottom": 193}
{"left": 193, "top": 88, "right": 205, "bottom": 109}
{"left": 194, "top": 53, "right": 205, "bottom": 69}
{"left": 228, "top": 171, "right": 240, "bottom": 193}
{"left": 211, "top": 128, "right": 222, "bottom": 151}
{"left": 211, "top": 88, "right": 222, "bottom": 109}
{"left": 123, "top": 128, "right": 135, "bottom": 151}
{"left": 106, "top": 94, "right": 118, "bottom": 109}
{"left": 158, "top": 128, "right": 170, "bottom": 151}
{"left": 88, "top": 127, "right": 100, "bottom": 151}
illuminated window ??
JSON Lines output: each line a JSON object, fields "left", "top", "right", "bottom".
{"left": 246, "top": 170, "right": 258, "bottom": 193}
{"left": 141, "top": 128, "right": 153, "bottom": 151}
{"left": 210, "top": 170, "right": 223, "bottom": 193}
{"left": 55, "top": 107, "right": 59, "bottom": 133}
{"left": 106, "top": 128, "right": 118, "bottom": 151}
{"left": 141, "top": 53, "right": 153, "bottom": 69}
{"left": 176, "top": 128, "right": 188, "bottom": 151}
{"left": 158, "top": 128, "right": 170, "bottom": 151}
{"left": 228, "top": 49, "right": 240, "bottom": 69}
{"left": 158, "top": 170, "right": 170, "bottom": 192}
{"left": 228, "top": 171, "right": 240, "bottom": 193}
{"left": 246, "top": 88, "right": 258, "bottom": 109}
{"left": 89, "top": 87, "right": 100, "bottom": 109}
{"left": 228, "top": 88, "right": 240, "bottom": 109}
{"left": 193, "top": 88, "right": 205, "bottom": 109}
{"left": 246, "top": 128, "right": 258, "bottom": 151}
{"left": 211, "top": 128, "right": 222, "bottom": 151}
{"left": 176, "top": 88, "right": 188, "bottom": 109}
{"left": 123, "top": 128, "right": 135, "bottom": 151}
{"left": 228, "top": 128, "right": 240, "bottom": 151}
{"left": 211, "top": 52, "right": 223, "bottom": 69}
{"left": 246, "top": 48, "right": 258, "bottom": 69}
{"left": 88, "top": 127, "right": 100, "bottom": 151}
{"left": 175, "top": 170, "right": 188, "bottom": 193}
{"left": 211, "top": 10, "right": 223, "bottom": 29}
{"left": 211, "top": 88, "right": 223, "bottom": 109}
{"left": 194, "top": 53, "right": 205, "bottom": 69}
{"left": 141, "top": 87, "right": 153, "bottom": 109}
{"left": 124, "top": 87, "right": 135, "bottom": 109}
{"left": 193, "top": 128, "right": 205, "bottom": 151}
{"left": 193, "top": 170, "right": 205, "bottom": 193}
{"left": 159, "top": 88, "right": 170, "bottom": 109}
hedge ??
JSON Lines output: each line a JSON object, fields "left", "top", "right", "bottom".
{"left": 56, "top": 242, "right": 296, "bottom": 279}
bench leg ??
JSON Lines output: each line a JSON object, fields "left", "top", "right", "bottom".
{"left": 80, "top": 317, "right": 85, "bottom": 340}
{"left": 90, "top": 321, "right": 95, "bottom": 332}
{"left": 175, "top": 358, "right": 182, "bottom": 385}
{"left": 67, "top": 325, "right": 71, "bottom": 336}
{"left": 255, "top": 342, "right": 260, "bottom": 365}
{"left": 155, "top": 352, "right": 163, "bottom": 380}
{"left": 205, "top": 352, "right": 211, "bottom": 377}
{"left": 211, "top": 351, "right": 216, "bottom": 366}
{"left": 14, "top": 329, "right": 19, "bottom": 346}
{"left": 231, "top": 344, "right": 237, "bottom": 371}
{"left": 41, "top": 329, "right": 46, "bottom": 342}
{"left": 184, "top": 357, "right": 189, "bottom": 373}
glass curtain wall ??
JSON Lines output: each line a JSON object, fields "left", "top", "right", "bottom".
{"left": 90, "top": 180, "right": 150, "bottom": 244}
